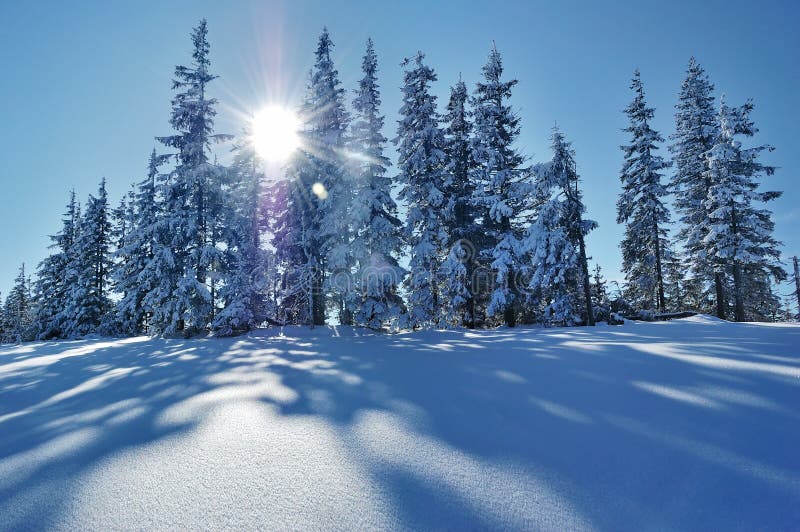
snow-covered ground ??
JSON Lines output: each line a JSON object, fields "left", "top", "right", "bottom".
{"left": 1, "top": 315, "right": 798, "bottom": 531}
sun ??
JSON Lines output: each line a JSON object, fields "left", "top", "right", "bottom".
{"left": 251, "top": 105, "right": 301, "bottom": 162}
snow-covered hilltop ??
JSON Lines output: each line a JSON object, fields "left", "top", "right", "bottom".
{"left": 2, "top": 316, "right": 798, "bottom": 530}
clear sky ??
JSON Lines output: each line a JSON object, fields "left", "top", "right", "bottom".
{"left": 1, "top": 0, "right": 798, "bottom": 298}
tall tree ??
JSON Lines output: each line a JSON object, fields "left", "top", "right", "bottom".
{"left": 154, "top": 19, "right": 230, "bottom": 334}
{"left": 617, "top": 70, "right": 672, "bottom": 311}
{"left": 212, "top": 127, "right": 268, "bottom": 335}
{"left": 114, "top": 150, "right": 168, "bottom": 334}
{"left": 63, "top": 179, "right": 113, "bottom": 337}
{"left": 349, "top": 38, "right": 404, "bottom": 329}
{"left": 284, "top": 28, "right": 350, "bottom": 325}
{"left": 525, "top": 128, "right": 596, "bottom": 325}
{"left": 703, "top": 99, "right": 785, "bottom": 322}
{"left": 670, "top": 58, "right": 724, "bottom": 318}
{"left": 440, "top": 77, "right": 479, "bottom": 327}
{"left": 470, "top": 44, "right": 527, "bottom": 326}
{"left": 395, "top": 52, "right": 449, "bottom": 328}
{"left": 32, "top": 191, "right": 80, "bottom": 339}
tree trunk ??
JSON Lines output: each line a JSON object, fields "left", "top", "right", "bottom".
{"left": 653, "top": 218, "right": 666, "bottom": 312}
{"left": 732, "top": 261, "right": 745, "bottom": 322}
{"left": 714, "top": 272, "right": 726, "bottom": 320}
{"left": 578, "top": 234, "right": 595, "bottom": 326}
{"left": 794, "top": 256, "right": 800, "bottom": 319}
{"left": 312, "top": 269, "right": 325, "bottom": 326}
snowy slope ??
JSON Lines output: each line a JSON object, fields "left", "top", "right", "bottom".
{"left": 1, "top": 316, "right": 798, "bottom": 531}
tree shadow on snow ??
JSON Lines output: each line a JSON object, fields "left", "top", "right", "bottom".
{"left": 0, "top": 318, "right": 798, "bottom": 530}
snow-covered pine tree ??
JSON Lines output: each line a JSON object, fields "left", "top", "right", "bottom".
{"left": 114, "top": 150, "right": 169, "bottom": 335}
{"left": 349, "top": 38, "right": 404, "bottom": 330}
{"left": 313, "top": 29, "right": 353, "bottom": 325}
{"left": 62, "top": 178, "right": 113, "bottom": 337}
{"left": 591, "top": 263, "right": 608, "bottom": 308}
{"left": 32, "top": 191, "right": 80, "bottom": 339}
{"left": 267, "top": 174, "right": 314, "bottom": 325}
{"left": 2, "top": 264, "right": 33, "bottom": 343}
{"left": 663, "top": 246, "right": 687, "bottom": 312}
{"left": 470, "top": 44, "right": 527, "bottom": 327}
{"left": 282, "top": 28, "right": 350, "bottom": 326}
{"left": 617, "top": 70, "right": 672, "bottom": 312}
{"left": 670, "top": 58, "right": 725, "bottom": 318}
{"left": 212, "top": 127, "right": 267, "bottom": 336}
{"left": 154, "top": 19, "right": 230, "bottom": 335}
{"left": 0, "top": 292, "right": 4, "bottom": 342}
{"left": 703, "top": 98, "right": 785, "bottom": 322}
{"left": 395, "top": 52, "right": 449, "bottom": 328}
{"left": 525, "top": 128, "right": 596, "bottom": 325}
{"left": 440, "top": 77, "right": 479, "bottom": 327}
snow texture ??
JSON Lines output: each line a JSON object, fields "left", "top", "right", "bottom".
{"left": 1, "top": 316, "right": 798, "bottom": 530}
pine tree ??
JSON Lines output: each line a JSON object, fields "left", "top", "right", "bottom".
{"left": 663, "top": 246, "right": 687, "bottom": 312}
{"left": 153, "top": 19, "right": 230, "bottom": 334}
{"left": 617, "top": 70, "right": 672, "bottom": 312}
{"left": 212, "top": 127, "right": 267, "bottom": 336}
{"left": 703, "top": 99, "right": 785, "bottom": 322}
{"left": 591, "top": 264, "right": 608, "bottom": 308}
{"left": 283, "top": 28, "right": 350, "bottom": 326}
{"left": 3, "top": 264, "right": 33, "bottom": 343}
{"left": 349, "top": 38, "right": 404, "bottom": 330}
{"left": 267, "top": 175, "right": 314, "bottom": 325}
{"left": 114, "top": 150, "right": 168, "bottom": 334}
{"left": 440, "top": 77, "right": 479, "bottom": 327}
{"left": 63, "top": 179, "right": 113, "bottom": 337}
{"left": 32, "top": 191, "right": 80, "bottom": 339}
{"left": 395, "top": 51, "right": 449, "bottom": 328}
{"left": 525, "top": 128, "right": 596, "bottom": 325}
{"left": 470, "top": 44, "right": 527, "bottom": 327}
{"left": 670, "top": 58, "right": 725, "bottom": 318}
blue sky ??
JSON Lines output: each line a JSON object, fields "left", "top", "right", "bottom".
{"left": 1, "top": 0, "right": 798, "bottom": 298}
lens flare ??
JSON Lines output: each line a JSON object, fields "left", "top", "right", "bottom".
{"left": 312, "top": 182, "right": 328, "bottom": 200}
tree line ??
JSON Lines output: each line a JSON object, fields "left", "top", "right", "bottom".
{"left": 0, "top": 20, "right": 793, "bottom": 343}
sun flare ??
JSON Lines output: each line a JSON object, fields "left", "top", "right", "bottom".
{"left": 251, "top": 105, "right": 301, "bottom": 162}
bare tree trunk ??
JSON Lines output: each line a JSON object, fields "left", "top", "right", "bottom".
{"left": 793, "top": 256, "right": 800, "bottom": 319}
{"left": 732, "top": 261, "right": 745, "bottom": 322}
{"left": 653, "top": 218, "right": 666, "bottom": 312}
{"left": 714, "top": 272, "right": 726, "bottom": 320}
{"left": 578, "top": 234, "right": 595, "bottom": 326}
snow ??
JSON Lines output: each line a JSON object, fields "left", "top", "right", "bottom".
{"left": 1, "top": 316, "right": 799, "bottom": 530}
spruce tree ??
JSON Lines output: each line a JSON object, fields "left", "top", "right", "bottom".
{"left": 670, "top": 58, "right": 724, "bottom": 318}
{"left": 525, "top": 128, "right": 596, "bottom": 325}
{"left": 617, "top": 70, "right": 672, "bottom": 312}
{"left": 32, "top": 191, "right": 80, "bottom": 339}
{"left": 154, "top": 19, "right": 230, "bottom": 334}
{"left": 395, "top": 52, "right": 449, "bottom": 328}
{"left": 591, "top": 264, "right": 608, "bottom": 308}
{"left": 349, "top": 38, "right": 404, "bottom": 329}
{"left": 3, "top": 264, "right": 33, "bottom": 343}
{"left": 63, "top": 179, "right": 113, "bottom": 337}
{"left": 470, "top": 44, "right": 527, "bottom": 327}
{"left": 440, "top": 77, "right": 479, "bottom": 327}
{"left": 703, "top": 99, "right": 785, "bottom": 322}
{"left": 212, "top": 127, "right": 267, "bottom": 336}
{"left": 283, "top": 28, "right": 350, "bottom": 326}
{"left": 115, "top": 150, "right": 168, "bottom": 334}
{"left": 663, "top": 246, "right": 687, "bottom": 312}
